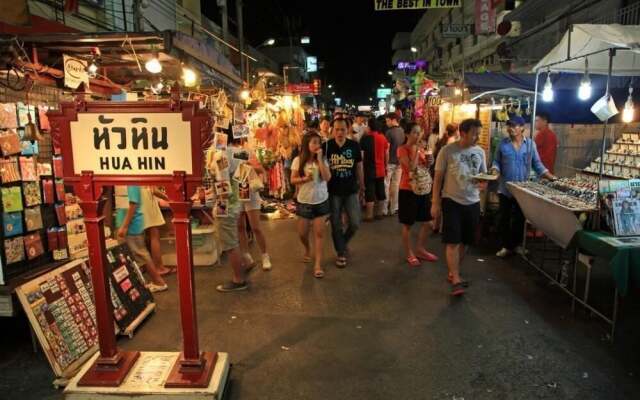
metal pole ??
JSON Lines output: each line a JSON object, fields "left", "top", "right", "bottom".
{"left": 598, "top": 49, "right": 615, "bottom": 181}
{"left": 529, "top": 69, "right": 541, "bottom": 175}
{"left": 121, "top": 0, "right": 127, "bottom": 31}
{"left": 461, "top": 0, "right": 465, "bottom": 90}
{"left": 220, "top": 0, "right": 228, "bottom": 41}
{"left": 236, "top": 0, "right": 245, "bottom": 82}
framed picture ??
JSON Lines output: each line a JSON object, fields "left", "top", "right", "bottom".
{"left": 214, "top": 199, "right": 229, "bottom": 217}
{"left": 214, "top": 132, "right": 228, "bottom": 150}
{"left": 214, "top": 180, "right": 231, "bottom": 197}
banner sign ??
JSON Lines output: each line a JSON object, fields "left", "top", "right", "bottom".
{"left": 374, "top": 0, "right": 461, "bottom": 11}
{"left": 397, "top": 60, "right": 428, "bottom": 71}
{"left": 442, "top": 24, "right": 473, "bottom": 38}
{"left": 377, "top": 88, "right": 392, "bottom": 99}
{"left": 63, "top": 54, "right": 89, "bottom": 90}
{"left": 69, "top": 113, "right": 193, "bottom": 176}
{"left": 287, "top": 83, "right": 316, "bottom": 94}
{"left": 475, "top": 0, "right": 496, "bottom": 34}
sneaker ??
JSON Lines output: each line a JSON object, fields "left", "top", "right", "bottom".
{"left": 146, "top": 283, "right": 168, "bottom": 293}
{"left": 496, "top": 248, "right": 512, "bottom": 258}
{"left": 262, "top": 254, "right": 272, "bottom": 271}
{"left": 216, "top": 281, "right": 248, "bottom": 292}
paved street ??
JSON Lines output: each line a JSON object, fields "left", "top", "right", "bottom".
{"left": 2, "top": 217, "right": 639, "bottom": 399}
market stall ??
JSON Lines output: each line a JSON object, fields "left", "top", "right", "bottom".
{"left": 517, "top": 24, "right": 640, "bottom": 338}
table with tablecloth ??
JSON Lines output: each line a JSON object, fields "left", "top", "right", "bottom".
{"left": 574, "top": 230, "right": 640, "bottom": 296}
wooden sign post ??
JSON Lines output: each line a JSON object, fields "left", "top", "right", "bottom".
{"left": 48, "top": 88, "right": 215, "bottom": 388}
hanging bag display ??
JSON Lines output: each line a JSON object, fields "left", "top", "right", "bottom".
{"left": 0, "top": 157, "right": 21, "bottom": 183}
{"left": 23, "top": 181, "right": 42, "bottom": 207}
{"left": 3, "top": 212, "right": 24, "bottom": 237}
{"left": 0, "top": 103, "right": 18, "bottom": 128}
{"left": 24, "top": 232, "right": 45, "bottom": 260}
{"left": 4, "top": 236, "right": 25, "bottom": 264}
{"left": 24, "top": 207, "right": 43, "bottom": 231}
{"left": 0, "top": 130, "right": 22, "bottom": 156}
{"left": 19, "top": 156, "right": 38, "bottom": 181}
{"left": 1, "top": 186, "right": 23, "bottom": 212}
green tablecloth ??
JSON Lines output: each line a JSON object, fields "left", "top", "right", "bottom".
{"left": 575, "top": 230, "right": 640, "bottom": 296}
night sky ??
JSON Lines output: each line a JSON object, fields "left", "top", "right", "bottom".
{"left": 203, "top": 1, "right": 424, "bottom": 105}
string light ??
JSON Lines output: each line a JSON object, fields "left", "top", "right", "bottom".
{"left": 145, "top": 52, "right": 162, "bottom": 74}
{"left": 623, "top": 84, "right": 634, "bottom": 123}
{"left": 578, "top": 58, "right": 592, "bottom": 101}
{"left": 542, "top": 70, "right": 554, "bottom": 102}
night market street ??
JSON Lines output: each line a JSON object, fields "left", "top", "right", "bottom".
{"left": 4, "top": 216, "right": 639, "bottom": 400}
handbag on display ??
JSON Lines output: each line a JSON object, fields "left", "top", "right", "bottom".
{"left": 47, "top": 228, "right": 59, "bottom": 251}
{"left": 20, "top": 140, "right": 39, "bottom": 156}
{"left": 24, "top": 232, "right": 44, "bottom": 260}
{"left": 42, "top": 178, "right": 55, "bottom": 204}
{"left": 0, "top": 103, "right": 18, "bottom": 128}
{"left": 22, "top": 181, "right": 42, "bottom": 207}
{"left": 3, "top": 212, "right": 24, "bottom": 237}
{"left": 53, "top": 156, "right": 64, "bottom": 178}
{"left": 0, "top": 130, "right": 21, "bottom": 156}
{"left": 37, "top": 162, "right": 52, "bottom": 177}
{"left": 1, "top": 186, "right": 23, "bottom": 212}
{"left": 24, "top": 207, "right": 43, "bottom": 231}
{"left": 55, "top": 178, "right": 66, "bottom": 202}
{"left": 19, "top": 156, "right": 37, "bottom": 181}
{"left": 55, "top": 203, "right": 67, "bottom": 225}
{"left": 37, "top": 104, "right": 50, "bottom": 131}
{"left": 0, "top": 157, "right": 21, "bottom": 183}
{"left": 4, "top": 236, "right": 25, "bottom": 264}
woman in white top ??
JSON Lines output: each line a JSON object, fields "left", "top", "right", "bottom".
{"left": 290, "top": 131, "right": 332, "bottom": 278}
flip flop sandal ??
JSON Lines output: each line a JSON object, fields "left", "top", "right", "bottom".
{"left": 159, "top": 266, "right": 177, "bottom": 276}
{"left": 451, "top": 282, "right": 466, "bottom": 296}
{"left": 314, "top": 269, "right": 325, "bottom": 279}
{"left": 447, "top": 274, "right": 470, "bottom": 287}
{"left": 416, "top": 250, "right": 439, "bottom": 262}
{"left": 335, "top": 257, "right": 347, "bottom": 268}
{"left": 407, "top": 256, "right": 421, "bottom": 267}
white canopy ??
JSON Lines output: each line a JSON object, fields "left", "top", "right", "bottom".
{"left": 532, "top": 24, "right": 640, "bottom": 75}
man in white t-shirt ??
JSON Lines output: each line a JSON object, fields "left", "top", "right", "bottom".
{"left": 432, "top": 118, "right": 487, "bottom": 297}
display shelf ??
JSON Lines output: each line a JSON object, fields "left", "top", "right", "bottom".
{"left": 509, "top": 181, "right": 597, "bottom": 212}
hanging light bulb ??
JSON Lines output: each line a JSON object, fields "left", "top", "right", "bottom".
{"left": 145, "top": 52, "right": 162, "bottom": 74}
{"left": 623, "top": 85, "right": 634, "bottom": 123}
{"left": 239, "top": 88, "right": 250, "bottom": 101}
{"left": 150, "top": 79, "right": 164, "bottom": 94}
{"left": 182, "top": 66, "right": 197, "bottom": 87}
{"left": 542, "top": 70, "right": 554, "bottom": 102}
{"left": 578, "top": 58, "right": 592, "bottom": 101}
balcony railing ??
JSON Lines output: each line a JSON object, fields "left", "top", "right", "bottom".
{"left": 591, "top": 1, "right": 640, "bottom": 25}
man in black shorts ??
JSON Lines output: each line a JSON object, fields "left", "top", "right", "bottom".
{"left": 431, "top": 118, "right": 487, "bottom": 296}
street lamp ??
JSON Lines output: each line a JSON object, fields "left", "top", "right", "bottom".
{"left": 264, "top": 38, "right": 275, "bottom": 46}
{"left": 300, "top": 36, "right": 310, "bottom": 44}
{"left": 332, "top": 91, "right": 336, "bottom": 95}
{"left": 328, "top": 84, "right": 333, "bottom": 89}
{"left": 380, "top": 83, "right": 385, "bottom": 88}
{"left": 410, "top": 46, "right": 418, "bottom": 53}
{"left": 369, "top": 97, "right": 373, "bottom": 101}
{"left": 387, "top": 70, "right": 393, "bottom": 76}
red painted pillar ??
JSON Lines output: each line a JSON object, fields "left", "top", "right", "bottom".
{"left": 165, "top": 172, "right": 216, "bottom": 388}
{"left": 76, "top": 173, "right": 139, "bottom": 387}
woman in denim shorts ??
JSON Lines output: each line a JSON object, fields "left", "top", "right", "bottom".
{"left": 290, "top": 131, "right": 332, "bottom": 278}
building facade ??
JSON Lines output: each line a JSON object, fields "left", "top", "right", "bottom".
{"left": 402, "top": 0, "right": 640, "bottom": 79}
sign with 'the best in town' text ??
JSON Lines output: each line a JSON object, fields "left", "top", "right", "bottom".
{"left": 69, "top": 113, "right": 193, "bottom": 176}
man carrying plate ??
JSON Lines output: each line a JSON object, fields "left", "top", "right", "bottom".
{"left": 491, "top": 116, "right": 556, "bottom": 259}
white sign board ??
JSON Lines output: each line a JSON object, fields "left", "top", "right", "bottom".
{"left": 69, "top": 113, "right": 193, "bottom": 175}
{"left": 306, "top": 56, "right": 318, "bottom": 73}
{"left": 63, "top": 54, "right": 89, "bottom": 90}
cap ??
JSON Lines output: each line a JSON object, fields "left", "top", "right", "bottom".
{"left": 506, "top": 115, "right": 526, "bottom": 126}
